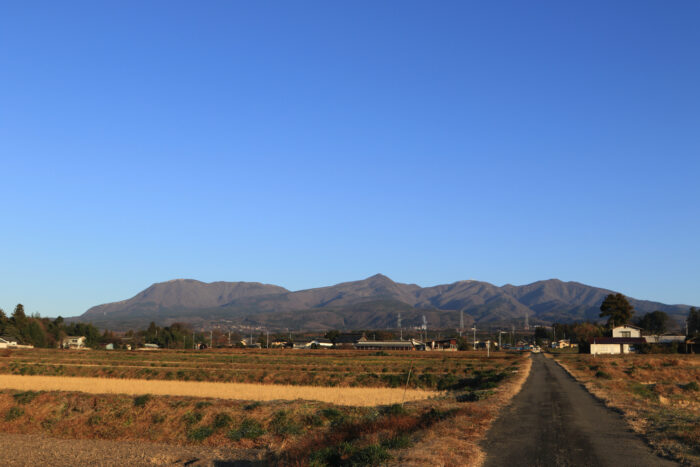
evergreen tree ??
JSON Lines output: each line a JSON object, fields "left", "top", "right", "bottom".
{"left": 688, "top": 307, "right": 700, "bottom": 337}
{"left": 599, "top": 293, "right": 634, "bottom": 328}
{"left": 635, "top": 310, "right": 669, "bottom": 334}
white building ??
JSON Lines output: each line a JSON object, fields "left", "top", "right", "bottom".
{"left": 590, "top": 325, "right": 644, "bottom": 355}
{"left": 61, "top": 336, "right": 87, "bottom": 349}
{"left": 612, "top": 324, "right": 642, "bottom": 338}
{"left": 0, "top": 337, "right": 18, "bottom": 349}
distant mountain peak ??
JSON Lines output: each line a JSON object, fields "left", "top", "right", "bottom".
{"left": 77, "top": 275, "right": 694, "bottom": 331}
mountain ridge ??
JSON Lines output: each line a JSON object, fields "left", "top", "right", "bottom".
{"left": 76, "top": 275, "right": 694, "bottom": 331}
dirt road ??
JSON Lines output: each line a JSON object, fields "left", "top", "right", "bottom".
{"left": 0, "top": 432, "right": 264, "bottom": 466}
{"left": 482, "top": 354, "right": 677, "bottom": 467}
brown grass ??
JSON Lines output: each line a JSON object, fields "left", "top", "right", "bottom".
{"left": 0, "top": 375, "right": 434, "bottom": 406}
{"left": 0, "top": 348, "right": 532, "bottom": 466}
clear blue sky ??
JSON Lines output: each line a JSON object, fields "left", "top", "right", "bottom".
{"left": 1, "top": 1, "right": 699, "bottom": 318}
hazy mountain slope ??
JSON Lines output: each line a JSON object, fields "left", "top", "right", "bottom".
{"left": 82, "top": 279, "right": 288, "bottom": 320}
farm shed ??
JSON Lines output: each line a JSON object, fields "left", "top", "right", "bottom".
{"left": 354, "top": 339, "right": 424, "bottom": 351}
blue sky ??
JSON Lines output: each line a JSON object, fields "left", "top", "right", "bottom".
{"left": 1, "top": 1, "right": 699, "bottom": 318}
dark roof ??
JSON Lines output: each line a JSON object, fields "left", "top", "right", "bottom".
{"left": 590, "top": 337, "right": 646, "bottom": 344}
{"left": 428, "top": 338, "right": 457, "bottom": 344}
{"left": 355, "top": 340, "right": 415, "bottom": 347}
{"left": 334, "top": 333, "right": 366, "bottom": 344}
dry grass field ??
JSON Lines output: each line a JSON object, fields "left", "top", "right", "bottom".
{"left": 0, "top": 348, "right": 531, "bottom": 466}
{"left": 0, "top": 374, "right": 433, "bottom": 406}
{"left": 553, "top": 353, "right": 700, "bottom": 466}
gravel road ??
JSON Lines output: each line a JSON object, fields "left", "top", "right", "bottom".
{"left": 482, "top": 353, "right": 678, "bottom": 467}
{"left": 0, "top": 432, "right": 264, "bottom": 466}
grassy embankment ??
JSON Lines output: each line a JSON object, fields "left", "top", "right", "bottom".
{"left": 552, "top": 353, "right": 699, "bottom": 466}
{"left": 0, "top": 348, "right": 531, "bottom": 466}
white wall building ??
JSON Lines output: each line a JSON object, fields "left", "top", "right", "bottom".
{"left": 590, "top": 325, "right": 644, "bottom": 355}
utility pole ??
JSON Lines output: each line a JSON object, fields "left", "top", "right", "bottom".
{"left": 266, "top": 330, "right": 269, "bottom": 349}
{"left": 459, "top": 310, "right": 464, "bottom": 337}
{"left": 192, "top": 332, "right": 195, "bottom": 350}
{"left": 228, "top": 331, "right": 231, "bottom": 346}
{"left": 472, "top": 326, "right": 477, "bottom": 350}
{"left": 210, "top": 330, "right": 213, "bottom": 349}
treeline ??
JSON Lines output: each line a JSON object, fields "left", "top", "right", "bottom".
{"left": 0, "top": 304, "right": 102, "bottom": 348}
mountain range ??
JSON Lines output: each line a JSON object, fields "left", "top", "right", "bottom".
{"left": 75, "top": 274, "right": 693, "bottom": 331}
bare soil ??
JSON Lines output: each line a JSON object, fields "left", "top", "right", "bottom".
{"left": 0, "top": 432, "right": 263, "bottom": 466}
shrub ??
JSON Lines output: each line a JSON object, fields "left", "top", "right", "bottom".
{"left": 456, "top": 391, "right": 481, "bottom": 402}
{"left": 182, "top": 411, "right": 203, "bottom": 426}
{"left": 379, "top": 404, "right": 406, "bottom": 416}
{"left": 5, "top": 407, "right": 24, "bottom": 421}
{"left": 187, "top": 425, "right": 214, "bottom": 442}
{"left": 381, "top": 374, "right": 404, "bottom": 388}
{"left": 151, "top": 414, "right": 166, "bottom": 424}
{"left": 381, "top": 434, "right": 412, "bottom": 450}
{"left": 630, "top": 382, "right": 657, "bottom": 401}
{"left": 88, "top": 415, "right": 102, "bottom": 426}
{"left": 195, "top": 401, "right": 212, "bottom": 409}
{"left": 594, "top": 370, "right": 612, "bottom": 379}
{"left": 348, "top": 444, "right": 391, "bottom": 466}
{"left": 13, "top": 391, "right": 40, "bottom": 405}
{"left": 420, "top": 407, "right": 457, "bottom": 425}
{"left": 270, "top": 410, "right": 302, "bottom": 436}
{"left": 309, "top": 446, "right": 342, "bottom": 466}
{"left": 228, "top": 418, "right": 265, "bottom": 440}
{"left": 243, "top": 402, "right": 261, "bottom": 411}
{"left": 213, "top": 412, "right": 232, "bottom": 429}
{"left": 680, "top": 382, "right": 699, "bottom": 392}
{"left": 133, "top": 394, "right": 151, "bottom": 407}
{"left": 436, "top": 374, "right": 459, "bottom": 390}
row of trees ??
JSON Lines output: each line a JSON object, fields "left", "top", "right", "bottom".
{"left": 0, "top": 305, "right": 102, "bottom": 348}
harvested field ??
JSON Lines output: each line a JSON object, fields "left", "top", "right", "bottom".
{"left": 0, "top": 348, "right": 508, "bottom": 390}
{"left": 0, "top": 348, "right": 532, "bottom": 465}
{"left": 553, "top": 353, "right": 700, "bottom": 466}
{"left": 0, "top": 374, "right": 433, "bottom": 406}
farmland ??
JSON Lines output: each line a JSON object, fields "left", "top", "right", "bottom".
{"left": 0, "top": 348, "right": 530, "bottom": 465}
{"left": 1, "top": 347, "right": 515, "bottom": 390}
{"left": 552, "top": 353, "right": 700, "bottom": 465}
